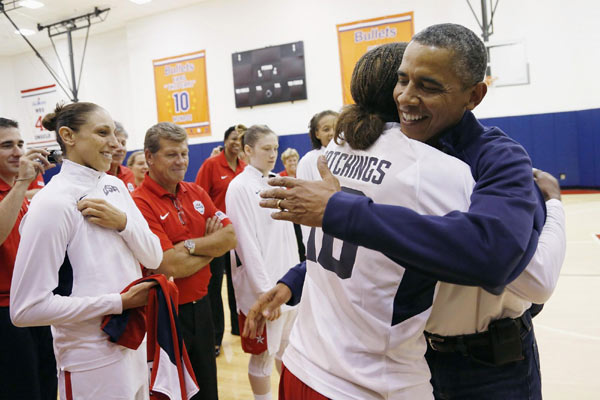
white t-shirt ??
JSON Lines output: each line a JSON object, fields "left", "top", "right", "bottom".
{"left": 10, "top": 160, "right": 162, "bottom": 372}
{"left": 283, "top": 123, "right": 475, "bottom": 399}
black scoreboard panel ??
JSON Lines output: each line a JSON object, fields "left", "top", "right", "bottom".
{"left": 232, "top": 41, "right": 307, "bottom": 108}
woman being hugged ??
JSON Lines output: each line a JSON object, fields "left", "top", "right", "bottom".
{"left": 10, "top": 102, "right": 162, "bottom": 400}
{"left": 276, "top": 42, "right": 475, "bottom": 399}
{"left": 225, "top": 125, "right": 299, "bottom": 400}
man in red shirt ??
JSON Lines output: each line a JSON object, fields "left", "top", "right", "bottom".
{"left": 195, "top": 124, "right": 246, "bottom": 348}
{"left": 25, "top": 172, "right": 45, "bottom": 199}
{"left": 0, "top": 118, "right": 56, "bottom": 399}
{"left": 107, "top": 121, "right": 136, "bottom": 192}
{"left": 133, "top": 122, "right": 236, "bottom": 400}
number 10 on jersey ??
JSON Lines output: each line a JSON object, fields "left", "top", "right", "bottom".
{"left": 306, "top": 187, "right": 364, "bottom": 279}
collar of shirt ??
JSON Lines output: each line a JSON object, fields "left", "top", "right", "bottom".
{"left": 245, "top": 164, "right": 277, "bottom": 179}
{"left": 60, "top": 159, "right": 105, "bottom": 189}
{"left": 217, "top": 150, "right": 246, "bottom": 173}
{"left": 139, "top": 172, "right": 188, "bottom": 200}
{"left": 106, "top": 164, "right": 121, "bottom": 177}
{"left": 108, "top": 165, "right": 132, "bottom": 180}
{"left": 0, "top": 176, "right": 12, "bottom": 193}
{"left": 384, "top": 122, "right": 412, "bottom": 143}
{"left": 434, "top": 111, "right": 484, "bottom": 156}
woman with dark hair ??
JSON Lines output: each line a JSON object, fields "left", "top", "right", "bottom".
{"left": 10, "top": 102, "right": 162, "bottom": 399}
{"left": 226, "top": 125, "right": 299, "bottom": 400}
{"left": 195, "top": 124, "right": 247, "bottom": 349}
{"left": 295, "top": 110, "right": 338, "bottom": 181}
{"left": 293, "top": 111, "right": 338, "bottom": 262}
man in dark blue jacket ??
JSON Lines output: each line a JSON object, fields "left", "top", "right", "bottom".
{"left": 253, "top": 24, "right": 548, "bottom": 399}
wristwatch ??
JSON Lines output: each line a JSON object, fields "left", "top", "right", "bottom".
{"left": 183, "top": 239, "right": 195, "bottom": 255}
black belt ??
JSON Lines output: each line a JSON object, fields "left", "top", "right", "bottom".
{"left": 425, "top": 312, "right": 532, "bottom": 366}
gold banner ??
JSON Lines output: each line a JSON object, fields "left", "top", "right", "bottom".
{"left": 337, "top": 12, "right": 414, "bottom": 105}
{"left": 153, "top": 50, "right": 211, "bottom": 138}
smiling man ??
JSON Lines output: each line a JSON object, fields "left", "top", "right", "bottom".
{"left": 260, "top": 23, "right": 544, "bottom": 291}
{"left": 0, "top": 118, "right": 56, "bottom": 400}
{"left": 395, "top": 50, "right": 483, "bottom": 141}
{"left": 133, "top": 122, "right": 237, "bottom": 400}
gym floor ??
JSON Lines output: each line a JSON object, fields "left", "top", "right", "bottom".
{"left": 534, "top": 193, "right": 600, "bottom": 399}
{"left": 216, "top": 193, "right": 600, "bottom": 399}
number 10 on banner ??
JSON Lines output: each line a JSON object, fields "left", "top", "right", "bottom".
{"left": 172, "top": 91, "right": 190, "bottom": 113}
{"left": 153, "top": 50, "right": 211, "bottom": 138}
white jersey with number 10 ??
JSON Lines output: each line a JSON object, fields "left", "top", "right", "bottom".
{"left": 282, "top": 123, "right": 475, "bottom": 399}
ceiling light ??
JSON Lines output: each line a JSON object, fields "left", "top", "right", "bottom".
{"left": 129, "top": 0, "right": 152, "bottom": 4}
{"left": 19, "top": 0, "right": 45, "bottom": 9}
{"left": 14, "top": 28, "right": 36, "bottom": 36}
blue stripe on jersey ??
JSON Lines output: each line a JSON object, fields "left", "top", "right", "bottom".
{"left": 391, "top": 268, "right": 436, "bottom": 326}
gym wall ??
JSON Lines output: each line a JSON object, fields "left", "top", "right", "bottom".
{"left": 1, "top": 0, "right": 599, "bottom": 186}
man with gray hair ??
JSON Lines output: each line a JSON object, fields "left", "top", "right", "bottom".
{"left": 251, "top": 23, "right": 554, "bottom": 399}
{"left": 132, "top": 122, "right": 237, "bottom": 400}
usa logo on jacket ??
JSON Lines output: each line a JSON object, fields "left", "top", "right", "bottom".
{"left": 193, "top": 200, "right": 205, "bottom": 215}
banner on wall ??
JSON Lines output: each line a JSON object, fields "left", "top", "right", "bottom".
{"left": 337, "top": 12, "right": 414, "bottom": 105}
{"left": 19, "top": 84, "right": 64, "bottom": 149}
{"left": 153, "top": 50, "right": 211, "bottom": 138}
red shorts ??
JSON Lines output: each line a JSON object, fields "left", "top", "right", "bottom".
{"left": 279, "top": 364, "right": 329, "bottom": 400}
{"left": 237, "top": 312, "right": 268, "bottom": 354}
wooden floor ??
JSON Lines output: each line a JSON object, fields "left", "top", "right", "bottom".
{"left": 534, "top": 193, "right": 600, "bottom": 399}
{"left": 215, "top": 193, "right": 600, "bottom": 399}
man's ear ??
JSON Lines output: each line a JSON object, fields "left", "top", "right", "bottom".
{"left": 466, "top": 82, "right": 488, "bottom": 111}
{"left": 144, "top": 148, "right": 153, "bottom": 167}
{"left": 58, "top": 126, "right": 75, "bottom": 147}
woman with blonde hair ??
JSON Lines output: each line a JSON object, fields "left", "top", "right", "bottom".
{"left": 279, "top": 148, "right": 299, "bottom": 178}
{"left": 126, "top": 150, "right": 148, "bottom": 187}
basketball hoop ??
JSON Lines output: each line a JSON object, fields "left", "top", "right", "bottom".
{"left": 484, "top": 75, "right": 498, "bottom": 87}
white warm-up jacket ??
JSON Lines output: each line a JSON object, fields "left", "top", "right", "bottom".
{"left": 226, "top": 165, "right": 299, "bottom": 354}
{"left": 10, "top": 160, "right": 162, "bottom": 372}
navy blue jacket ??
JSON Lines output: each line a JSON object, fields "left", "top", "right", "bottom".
{"left": 280, "top": 111, "right": 546, "bottom": 303}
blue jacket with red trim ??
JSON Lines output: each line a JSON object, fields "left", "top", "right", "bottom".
{"left": 102, "top": 274, "right": 199, "bottom": 400}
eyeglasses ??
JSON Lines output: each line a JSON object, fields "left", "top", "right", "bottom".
{"left": 171, "top": 197, "right": 187, "bottom": 226}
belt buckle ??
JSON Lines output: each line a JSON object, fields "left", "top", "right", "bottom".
{"left": 426, "top": 334, "right": 445, "bottom": 351}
